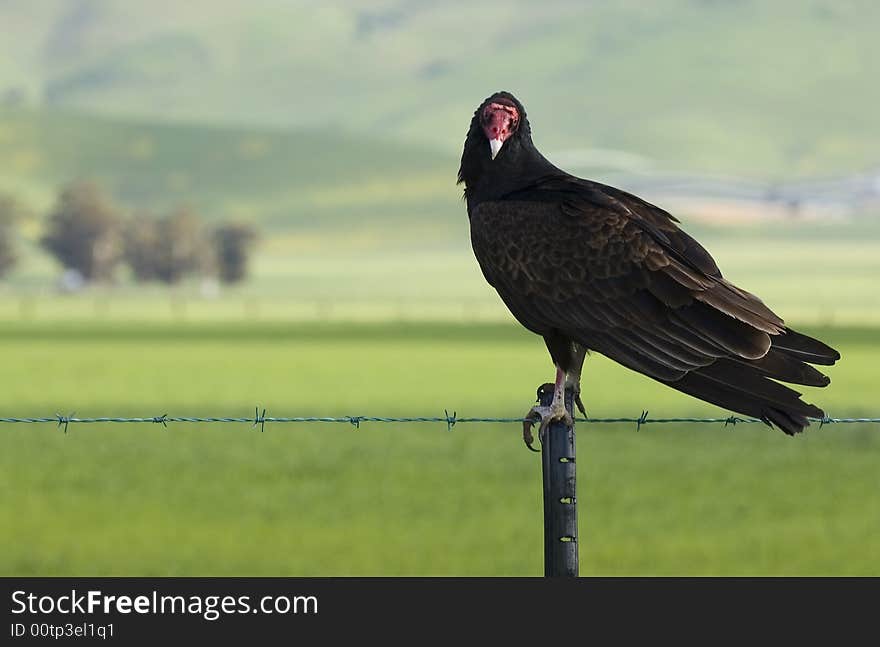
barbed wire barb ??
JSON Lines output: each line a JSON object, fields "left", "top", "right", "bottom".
{"left": 253, "top": 407, "right": 267, "bottom": 433}
{"left": 56, "top": 412, "right": 74, "bottom": 434}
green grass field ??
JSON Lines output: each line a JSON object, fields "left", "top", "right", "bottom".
{"left": 1, "top": 321, "right": 877, "bottom": 576}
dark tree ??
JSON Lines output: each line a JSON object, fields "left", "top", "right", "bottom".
{"left": 124, "top": 213, "right": 160, "bottom": 282}
{"left": 153, "top": 208, "right": 206, "bottom": 284}
{"left": 41, "top": 181, "right": 123, "bottom": 281}
{"left": 124, "top": 208, "right": 208, "bottom": 284}
{"left": 0, "top": 193, "right": 23, "bottom": 278}
{"left": 213, "top": 223, "right": 256, "bottom": 284}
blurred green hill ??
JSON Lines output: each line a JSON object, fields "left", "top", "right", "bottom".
{"left": 0, "top": 108, "right": 460, "bottom": 233}
{"left": 2, "top": 0, "right": 879, "bottom": 177}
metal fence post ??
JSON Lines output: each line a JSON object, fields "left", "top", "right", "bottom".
{"left": 538, "top": 383, "right": 578, "bottom": 577}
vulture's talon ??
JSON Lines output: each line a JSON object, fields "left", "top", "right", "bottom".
{"left": 522, "top": 411, "right": 541, "bottom": 452}
{"left": 523, "top": 404, "right": 572, "bottom": 451}
{"left": 574, "top": 391, "right": 588, "bottom": 419}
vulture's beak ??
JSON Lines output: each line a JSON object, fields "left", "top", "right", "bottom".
{"left": 489, "top": 138, "right": 503, "bottom": 160}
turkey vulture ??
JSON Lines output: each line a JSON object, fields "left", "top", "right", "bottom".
{"left": 458, "top": 91, "right": 839, "bottom": 448}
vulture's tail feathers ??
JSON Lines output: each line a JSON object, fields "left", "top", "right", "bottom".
{"left": 658, "top": 326, "right": 837, "bottom": 435}
{"left": 660, "top": 361, "right": 825, "bottom": 436}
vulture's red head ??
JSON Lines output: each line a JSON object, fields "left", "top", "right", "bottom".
{"left": 458, "top": 92, "right": 533, "bottom": 191}
{"left": 480, "top": 96, "right": 521, "bottom": 160}
{"left": 458, "top": 92, "right": 552, "bottom": 204}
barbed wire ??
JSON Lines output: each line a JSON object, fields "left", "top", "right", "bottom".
{"left": 1, "top": 408, "right": 879, "bottom": 433}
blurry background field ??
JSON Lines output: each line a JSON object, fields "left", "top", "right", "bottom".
{"left": 0, "top": 0, "right": 878, "bottom": 575}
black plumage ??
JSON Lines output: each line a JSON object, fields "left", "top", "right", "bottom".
{"left": 458, "top": 91, "right": 839, "bottom": 435}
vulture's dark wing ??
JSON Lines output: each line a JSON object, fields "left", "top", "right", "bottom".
{"left": 469, "top": 176, "right": 839, "bottom": 434}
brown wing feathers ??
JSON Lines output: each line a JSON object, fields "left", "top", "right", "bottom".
{"left": 772, "top": 328, "right": 840, "bottom": 365}
{"left": 469, "top": 189, "right": 838, "bottom": 435}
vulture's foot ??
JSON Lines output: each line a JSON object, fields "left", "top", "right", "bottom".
{"left": 522, "top": 400, "right": 573, "bottom": 452}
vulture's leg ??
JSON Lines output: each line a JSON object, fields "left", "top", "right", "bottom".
{"left": 565, "top": 343, "right": 589, "bottom": 418}
{"left": 523, "top": 364, "right": 573, "bottom": 451}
